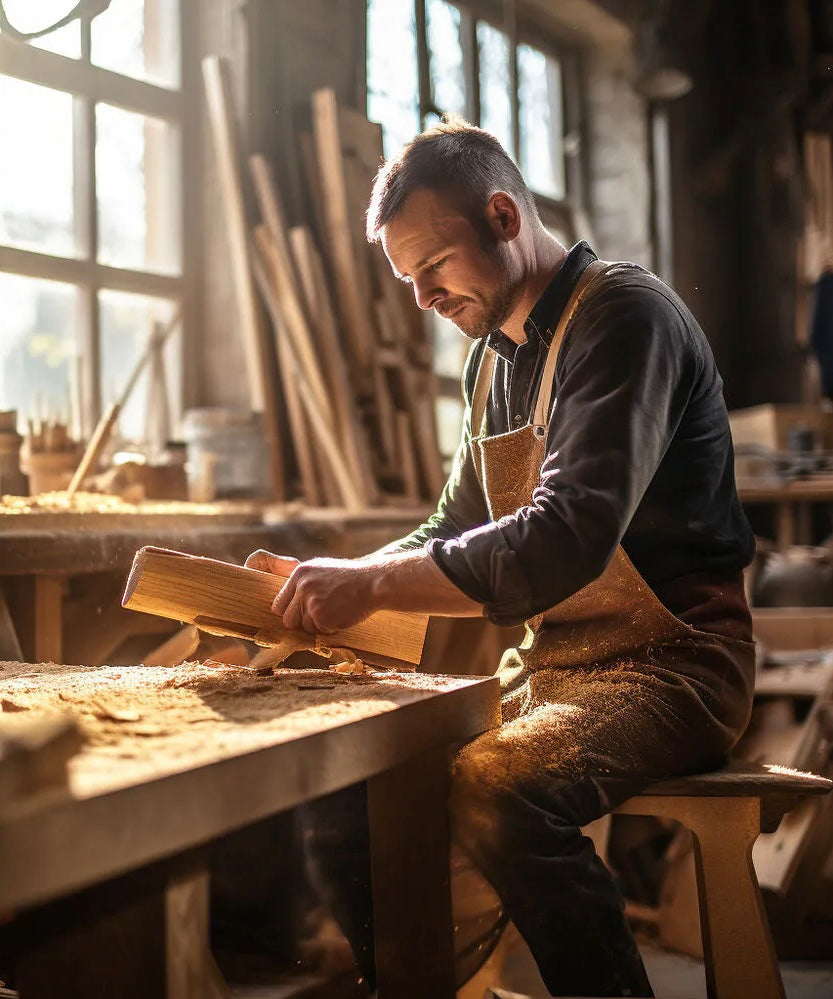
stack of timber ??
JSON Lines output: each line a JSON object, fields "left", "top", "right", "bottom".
{"left": 202, "top": 55, "right": 444, "bottom": 509}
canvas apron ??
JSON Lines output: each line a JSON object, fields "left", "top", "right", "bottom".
{"left": 449, "top": 260, "right": 755, "bottom": 986}
{"left": 470, "top": 259, "right": 727, "bottom": 706}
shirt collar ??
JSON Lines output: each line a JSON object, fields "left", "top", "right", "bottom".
{"left": 485, "top": 240, "right": 598, "bottom": 360}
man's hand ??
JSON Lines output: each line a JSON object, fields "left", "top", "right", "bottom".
{"left": 245, "top": 547, "right": 483, "bottom": 636}
{"left": 272, "top": 557, "right": 378, "bottom": 634}
{"left": 245, "top": 549, "right": 377, "bottom": 634}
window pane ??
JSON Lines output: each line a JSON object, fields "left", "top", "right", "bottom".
{"left": 91, "top": 0, "right": 180, "bottom": 89}
{"left": 431, "top": 313, "right": 467, "bottom": 380}
{"left": 99, "top": 290, "right": 180, "bottom": 446}
{"left": 0, "top": 77, "right": 75, "bottom": 257}
{"left": 367, "top": 93, "right": 421, "bottom": 158}
{"left": 96, "top": 103, "right": 181, "bottom": 274}
{"left": 477, "top": 21, "right": 512, "bottom": 155}
{"left": 0, "top": 273, "right": 78, "bottom": 424}
{"left": 367, "top": 0, "right": 420, "bottom": 155}
{"left": 427, "top": 0, "right": 465, "bottom": 118}
{"left": 2, "top": 0, "right": 70, "bottom": 31}
{"left": 30, "top": 20, "right": 82, "bottom": 58}
{"left": 519, "top": 44, "right": 565, "bottom": 200}
{"left": 436, "top": 396, "right": 464, "bottom": 460}
{"left": 3, "top": 0, "right": 85, "bottom": 61}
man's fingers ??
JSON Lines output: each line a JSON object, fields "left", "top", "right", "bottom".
{"left": 271, "top": 578, "right": 295, "bottom": 617}
{"left": 245, "top": 550, "right": 300, "bottom": 577}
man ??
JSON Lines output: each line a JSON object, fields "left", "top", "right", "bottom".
{"left": 247, "top": 120, "right": 756, "bottom": 997}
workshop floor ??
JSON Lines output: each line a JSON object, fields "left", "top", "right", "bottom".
{"left": 640, "top": 943, "right": 833, "bottom": 999}
{"left": 227, "top": 947, "right": 833, "bottom": 999}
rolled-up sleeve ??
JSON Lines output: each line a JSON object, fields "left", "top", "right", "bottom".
{"left": 428, "top": 284, "right": 701, "bottom": 626}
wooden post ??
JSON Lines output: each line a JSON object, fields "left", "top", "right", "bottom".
{"left": 367, "top": 746, "right": 457, "bottom": 999}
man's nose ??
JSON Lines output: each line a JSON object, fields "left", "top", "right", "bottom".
{"left": 412, "top": 275, "right": 442, "bottom": 312}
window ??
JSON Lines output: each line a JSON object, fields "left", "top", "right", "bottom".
{"left": 0, "top": 1, "right": 184, "bottom": 444}
{"left": 366, "top": 1, "right": 582, "bottom": 463}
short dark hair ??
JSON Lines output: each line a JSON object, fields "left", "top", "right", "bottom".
{"left": 366, "top": 116, "right": 538, "bottom": 243}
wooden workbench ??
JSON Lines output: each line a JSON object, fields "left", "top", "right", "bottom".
{"left": 0, "top": 502, "right": 429, "bottom": 665}
{"left": 738, "top": 475, "right": 833, "bottom": 548}
{"left": 0, "top": 661, "right": 500, "bottom": 999}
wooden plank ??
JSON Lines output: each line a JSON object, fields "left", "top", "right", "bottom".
{"left": 201, "top": 56, "right": 284, "bottom": 500}
{"left": 375, "top": 303, "right": 444, "bottom": 498}
{"left": 249, "top": 159, "right": 355, "bottom": 506}
{"left": 201, "top": 56, "right": 265, "bottom": 409}
{"left": 251, "top": 238, "right": 364, "bottom": 510}
{"left": 290, "top": 225, "right": 378, "bottom": 504}
{"left": 277, "top": 332, "right": 322, "bottom": 505}
{"left": 311, "top": 87, "right": 374, "bottom": 374}
{"left": 122, "top": 546, "right": 429, "bottom": 665}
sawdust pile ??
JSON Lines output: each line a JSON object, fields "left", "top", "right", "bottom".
{"left": 0, "top": 491, "right": 257, "bottom": 517}
{"left": 0, "top": 660, "right": 474, "bottom": 797}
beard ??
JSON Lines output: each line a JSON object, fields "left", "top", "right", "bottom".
{"left": 446, "top": 238, "right": 521, "bottom": 340}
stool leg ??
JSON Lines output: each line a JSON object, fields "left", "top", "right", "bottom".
{"left": 674, "top": 797, "right": 785, "bottom": 999}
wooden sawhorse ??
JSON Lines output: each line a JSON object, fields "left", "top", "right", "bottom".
{"left": 616, "top": 760, "right": 833, "bottom": 999}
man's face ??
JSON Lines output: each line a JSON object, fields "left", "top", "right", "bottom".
{"left": 380, "top": 188, "right": 520, "bottom": 340}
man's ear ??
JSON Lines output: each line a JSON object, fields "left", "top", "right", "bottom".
{"left": 485, "top": 191, "right": 521, "bottom": 243}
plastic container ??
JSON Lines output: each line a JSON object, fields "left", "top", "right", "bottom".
{"left": 181, "top": 408, "right": 270, "bottom": 501}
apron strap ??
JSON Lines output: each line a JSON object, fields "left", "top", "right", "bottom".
{"left": 470, "top": 257, "right": 618, "bottom": 439}
{"left": 470, "top": 345, "right": 497, "bottom": 437}
{"left": 532, "top": 258, "right": 614, "bottom": 435}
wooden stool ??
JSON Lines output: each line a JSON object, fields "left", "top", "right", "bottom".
{"left": 616, "top": 760, "right": 833, "bottom": 999}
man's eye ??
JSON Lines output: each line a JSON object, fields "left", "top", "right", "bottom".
{"left": 430, "top": 257, "right": 447, "bottom": 271}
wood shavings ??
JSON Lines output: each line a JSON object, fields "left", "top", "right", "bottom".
{"left": 91, "top": 701, "right": 143, "bottom": 723}
{"left": 0, "top": 491, "right": 253, "bottom": 517}
{"left": 328, "top": 648, "right": 367, "bottom": 676}
{"left": 0, "top": 662, "right": 478, "bottom": 797}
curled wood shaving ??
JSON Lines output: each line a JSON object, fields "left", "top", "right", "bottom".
{"left": 327, "top": 648, "right": 367, "bottom": 676}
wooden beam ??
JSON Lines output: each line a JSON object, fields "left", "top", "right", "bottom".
{"left": 290, "top": 225, "right": 379, "bottom": 505}
{"left": 251, "top": 232, "right": 364, "bottom": 510}
{"left": 201, "top": 55, "right": 284, "bottom": 499}
{"left": 311, "top": 87, "right": 374, "bottom": 374}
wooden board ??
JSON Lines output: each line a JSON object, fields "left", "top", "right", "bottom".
{"left": 122, "top": 546, "right": 429, "bottom": 665}
{"left": 201, "top": 55, "right": 284, "bottom": 500}
{"left": 311, "top": 87, "right": 374, "bottom": 375}
{"left": 250, "top": 237, "right": 364, "bottom": 510}
{"left": 289, "top": 225, "right": 379, "bottom": 504}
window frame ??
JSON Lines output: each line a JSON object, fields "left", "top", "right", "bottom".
{"left": 0, "top": 3, "right": 192, "bottom": 437}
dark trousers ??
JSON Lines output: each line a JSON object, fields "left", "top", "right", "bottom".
{"left": 301, "top": 639, "right": 754, "bottom": 997}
